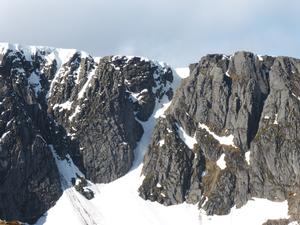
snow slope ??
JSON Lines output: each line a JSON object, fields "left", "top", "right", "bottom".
{"left": 33, "top": 67, "right": 292, "bottom": 225}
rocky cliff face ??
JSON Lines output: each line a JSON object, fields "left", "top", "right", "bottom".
{"left": 0, "top": 44, "right": 173, "bottom": 223}
{"left": 139, "top": 52, "right": 300, "bottom": 223}
{"left": 1, "top": 43, "right": 300, "bottom": 225}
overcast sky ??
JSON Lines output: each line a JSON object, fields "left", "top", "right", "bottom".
{"left": 0, "top": 0, "right": 299, "bottom": 67}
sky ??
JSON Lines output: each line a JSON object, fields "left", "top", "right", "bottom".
{"left": 0, "top": 0, "right": 299, "bottom": 67}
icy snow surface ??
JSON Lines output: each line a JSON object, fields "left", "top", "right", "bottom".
{"left": 33, "top": 63, "right": 290, "bottom": 225}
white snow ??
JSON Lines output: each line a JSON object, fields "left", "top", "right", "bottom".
{"left": 35, "top": 146, "right": 104, "bottom": 225}
{"left": 176, "top": 124, "right": 197, "bottom": 149}
{"left": 158, "top": 139, "right": 165, "bottom": 147}
{"left": 28, "top": 71, "right": 42, "bottom": 97}
{"left": 264, "top": 115, "right": 270, "bottom": 119}
{"left": 175, "top": 67, "right": 190, "bottom": 79}
{"left": 199, "top": 123, "right": 237, "bottom": 147}
{"left": 199, "top": 198, "right": 289, "bottom": 225}
{"left": 53, "top": 101, "right": 73, "bottom": 111}
{"left": 292, "top": 93, "right": 300, "bottom": 101}
{"left": 245, "top": 151, "right": 251, "bottom": 165}
{"left": 274, "top": 113, "right": 278, "bottom": 125}
{"left": 69, "top": 105, "right": 81, "bottom": 122}
{"left": 216, "top": 153, "right": 226, "bottom": 170}
{"left": 129, "top": 89, "right": 148, "bottom": 103}
{"left": 225, "top": 70, "right": 231, "bottom": 77}
{"left": 257, "top": 55, "right": 264, "bottom": 61}
{"left": 0, "top": 130, "right": 10, "bottom": 141}
{"left": 154, "top": 101, "right": 172, "bottom": 118}
{"left": 77, "top": 66, "right": 97, "bottom": 100}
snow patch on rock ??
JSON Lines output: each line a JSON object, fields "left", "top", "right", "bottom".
{"left": 199, "top": 123, "right": 236, "bottom": 147}
{"left": 216, "top": 153, "right": 226, "bottom": 170}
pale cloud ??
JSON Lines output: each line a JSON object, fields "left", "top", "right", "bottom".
{"left": 0, "top": 0, "right": 299, "bottom": 66}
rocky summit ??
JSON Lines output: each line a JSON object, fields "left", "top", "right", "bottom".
{"left": 0, "top": 43, "right": 300, "bottom": 225}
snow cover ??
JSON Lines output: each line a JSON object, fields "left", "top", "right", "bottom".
{"left": 216, "top": 153, "right": 226, "bottom": 169}
{"left": 199, "top": 123, "right": 236, "bottom": 147}
{"left": 199, "top": 198, "right": 289, "bottom": 225}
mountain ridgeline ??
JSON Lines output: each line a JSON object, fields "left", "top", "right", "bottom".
{"left": 0, "top": 44, "right": 299, "bottom": 225}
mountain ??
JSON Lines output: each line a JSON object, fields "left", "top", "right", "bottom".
{"left": 0, "top": 43, "right": 299, "bottom": 225}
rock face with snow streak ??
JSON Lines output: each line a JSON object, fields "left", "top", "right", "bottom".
{"left": 0, "top": 44, "right": 173, "bottom": 223}
{"left": 47, "top": 54, "right": 173, "bottom": 183}
{"left": 139, "top": 52, "right": 300, "bottom": 222}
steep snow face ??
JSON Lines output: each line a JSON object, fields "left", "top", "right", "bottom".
{"left": 33, "top": 65, "right": 291, "bottom": 225}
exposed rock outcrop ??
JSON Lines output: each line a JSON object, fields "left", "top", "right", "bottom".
{"left": 139, "top": 51, "right": 300, "bottom": 222}
{"left": 0, "top": 44, "right": 173, "bottom": 223}
{"left": 0, "top": 48, "right": 62, "bottom": 224}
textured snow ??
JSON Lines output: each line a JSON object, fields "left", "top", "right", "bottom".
{"left": 35, "top": 146, "right": 103, "bottom": 225}
{"left": 199, "top": 123, "right": 236, "bottom": 147}
{"left": 216, "top": 153, "right": 226, "bottom": 170}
